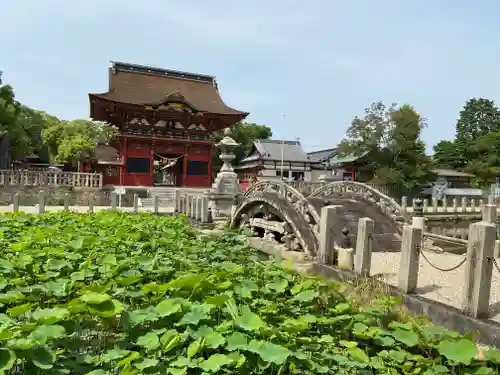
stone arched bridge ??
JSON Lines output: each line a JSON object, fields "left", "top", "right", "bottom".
{"left": 230, "top": 180, "right": 408, "bottom": 258}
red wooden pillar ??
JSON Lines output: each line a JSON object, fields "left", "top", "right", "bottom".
{"left": 208, "top": 145, "right": 213, "bottom": 186}
{"left": 120, "top": 137, "right": 127, "bottom": 186}
{"left": 183, "top": 145, "right": 188, "bottom": 187}
{"left": 149, "top": 141, "right": 155, "bottom": 186}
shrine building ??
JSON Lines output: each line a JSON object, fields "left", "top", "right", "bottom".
{"left": 88, "top": 61, "right": 248, "bottom": 187}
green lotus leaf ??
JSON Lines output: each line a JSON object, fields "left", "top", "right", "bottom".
{"left": 32, "top": 307, "right": 70, "bottom": 325}
{"left": 80, "top": 292, "right": 111, "bottom": 305}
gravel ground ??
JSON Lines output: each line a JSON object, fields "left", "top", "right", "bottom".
{"left": 371, "top": 250, "right": 500, "bottom": 322}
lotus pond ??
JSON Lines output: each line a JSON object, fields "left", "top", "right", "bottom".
{"left": 0, "top": 211, "right": 499, "bottom": 374}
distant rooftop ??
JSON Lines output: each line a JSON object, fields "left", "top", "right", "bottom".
{"left": 432, "top": 169, "right": 475, "bottom": 178}
{"left": 307, "top": 148, "right": 336, "bottom": 163}
{"left": 240, "top": 139, "right": 310, "bottom": 163}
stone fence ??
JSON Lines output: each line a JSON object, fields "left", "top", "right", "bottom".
{"left": 3, "top": 189, "right": 215, "bottom": 225}
{"left": 0, "top": 169, "right": 103, "bottom": 188}
{"left": 401, "top": 196, "right": 489, "bottom": 214}
{"left": 314, "top": 200, "right": 500, "bottom": 319}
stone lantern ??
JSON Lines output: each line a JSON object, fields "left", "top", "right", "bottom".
{"left": 206, "top": 128, "right": 243, "bottom": 219}
{"left": 216, "top": 128, "right": 240, "bottom": 173}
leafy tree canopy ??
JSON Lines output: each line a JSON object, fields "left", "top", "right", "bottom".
{"left": 432, "top": 97, "right": 500, "bottom": 186}
{"left": 212, "top": 122, "right": 273, "bottom": 172}
{"left": 42, "top": 119, "right": 118, "bottom": 165}
{"left": 456, "top": 98, "right": 500, "bottom": 145}
{"left": 432, "top": 140, "right": 468, "bottom": 170}
{"left": 338, "top": 101, "right": 433, "bottom": 192}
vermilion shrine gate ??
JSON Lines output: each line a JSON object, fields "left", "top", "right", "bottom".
{"left": 88, "top": 61, "right": 248, "bottom": 187}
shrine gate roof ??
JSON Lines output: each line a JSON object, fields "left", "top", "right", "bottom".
{"left": 89, "top": 61, "right": 248, "bottom": 116}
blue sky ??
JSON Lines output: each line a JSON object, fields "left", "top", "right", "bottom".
{"left": 2, "top": 0, "right": 500, "bottom": 153}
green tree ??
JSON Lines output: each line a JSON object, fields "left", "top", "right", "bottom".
{"left": 431, "top": 98, "right": 500, "bottom": 186}
{"left": 211, "top": 122, "right": 273, "bottom": 173}
{"left": 0, "top": 79, "right": 23, "bottom": 160}
{"left": 464, "top": 131, "right": 500, "bottom": 185}
{"left": 337, "top": 101, "right": 396, "bottom": 157}
{"left": 42, "top": 119, "right": 118, "bottom": 165}
{"left": 0, "top": 75, "right": 56, "bottom": 162}
{"left": 14, "top": 106, "right": 57, "bottom": 162}
{"left": 456, "top": 98, "right": 500, "bottom": 159}
{"left": 338, "top": 102, "right": 433, "bottom": 192}
{"left": 432, "top": 140, "right": 468, "bottom": 170}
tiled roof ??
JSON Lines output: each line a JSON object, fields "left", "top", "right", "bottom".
{"left": 431, "top": 169, "right": 475, "bottom": 178}
{"left": 329, "top": 151, "right": 370, "bottom": 165}
{"left": 89, "top": 61, "right": 248, "bottom": 116}
{"left": 240, "top": 139, "right": 310, "bottom": 163}
{"left": 307, "top": 148, "right": 336, "bottom": 162}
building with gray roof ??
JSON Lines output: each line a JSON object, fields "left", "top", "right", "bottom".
{"left": 235, "top": 139, "right": 314, "bottom": 182}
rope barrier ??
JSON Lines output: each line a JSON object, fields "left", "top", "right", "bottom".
{"left": 492, "top": 257, "right": 500, "bottom": 273}
{"left": 418, "top": 246, "right": 467, "bottom": 272}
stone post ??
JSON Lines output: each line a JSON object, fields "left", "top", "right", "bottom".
{"left": 195, "top": 196, "right": 201, "bottom": 221}
{"left": 110, "top": 192, "right": 117, "bottom": 210}
{"left": 462, "top": 222, "right": 496, "bottom": 318}
{"left": 479, "top": 199, "right": 484, "bottom": 212}
{"left": 191, "top": 196, "right": 196, "bottom": 217}
{"left": 88, "top": 194, "right": 94, "bottom": 213}
{"left": 64, "top": 193, "right": 70, "bottom": 211}
{"left": 12, "top": 193, "right": 19, "bottom": 213}
{"left": 482, "top": 204, "right": 497, "bottom": 223}
{"left": 471, "top": 199, "right": 476, "bottom": 213}
{"left": 401, "top": 196, "right": 407, "bottom": 213}
{"left": 185, "top": 196, "right": 191, "bottom": 217}
{"left": 452, "top": 198, "right": 458, "bottom": 213}
{"left": 354, "top": 217, "right": 374, "bottom": 276}
{"left": 201, "top": 196, "right": 209, "bottom": 223}
{"left": 461, "top": 197, "right": 468, "bottom": 213}
{"left": 38, "top": 190, "right": 45, "bottom": 214}
{"left": 174, "top": 189, "right": 181, "bottom": 212}
{"left": 422, "top": 198, "right": 428, "bottom": 213}
{"left": 153, "top": 195, "right": 159, "bottom": 214}
{"left": 184, "top": 195, "right": 189, "bottom": 216}
{"left": 431, "top": 197, "right": 438, "bottom": 213}
{"left": 318, "top": 205, "right": 337, "bottom": 265}
{"left": 133, "top": 194, "right": 139, "bottom": 213}
{"left": 398, "top": 224, "right": 422, "bottom": 294}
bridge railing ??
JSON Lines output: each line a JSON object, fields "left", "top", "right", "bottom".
{"left": 0, "top": 169, "right": 103, "bottom": 188}
{"left": 400, "top": 196, "right": 487, "bottom": 214}
{"left": 285, "top": 179, "right": 489, "bottom": 215}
